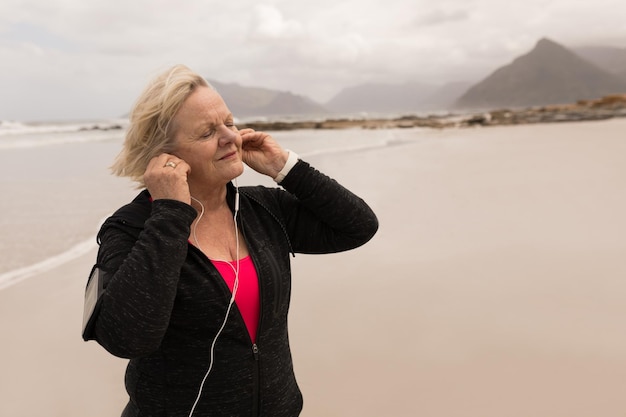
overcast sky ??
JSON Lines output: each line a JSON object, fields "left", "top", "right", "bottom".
{"left": 1, "top": 0, "right": 625, "bottom": 121}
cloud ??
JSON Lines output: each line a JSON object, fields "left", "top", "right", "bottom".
{"left": 415, "top": 9, "right": 471, "bottom": 27}
{"left": 2, "top": 22, "right": 80, "bottom": 52}
{"left": 1, "top": 0, "right": 626, "bottom": 120}
{"left": 248, "top": 4, "right": 305, "bottom": 40}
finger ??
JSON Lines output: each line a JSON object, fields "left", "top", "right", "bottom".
{"left": 159, "top": 154, "right": 188, "bottom": 170}
{"left": 242, "top": 132, "right": 268, "bottom": 148}
{"left": 163, "top": 154, "right": 181, "bottom": 167}
{"left": 148, "top": 153, "right": 173, "bottom": 168}
{"left": 175, "top": 160, "right": 192, "bottom": 176}
{"left": 238, "top": 128, "right": 255, "bottom": 136}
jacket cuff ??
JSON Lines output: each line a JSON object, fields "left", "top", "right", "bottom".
{"left": 274, "top": 150, "right": 299, "bottom": 184}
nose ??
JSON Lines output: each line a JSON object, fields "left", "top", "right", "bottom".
{"left": 217, "top": 124, "right": 238, "bottom": 146}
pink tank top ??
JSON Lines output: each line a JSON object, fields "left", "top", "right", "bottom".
{"left": 211, "top": 255, "right": 260, "bottom": 343}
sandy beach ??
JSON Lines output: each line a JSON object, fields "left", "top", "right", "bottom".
{"left": 1, "top": 119, "right": 626, "bottom": 416}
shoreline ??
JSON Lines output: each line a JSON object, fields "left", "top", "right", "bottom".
{"left": 4, "top": 95, "right": 625, "bottom": 135}
{"left": 239, "top": 94, "right": 626, "bottom": 131}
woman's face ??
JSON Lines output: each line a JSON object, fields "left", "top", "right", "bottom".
{"left": 171, "top": 86, "right": 244, "bottom": 189}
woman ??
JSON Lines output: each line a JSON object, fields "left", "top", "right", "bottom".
{"left": 84, "top": 65, "right": 378, "bottom": 417}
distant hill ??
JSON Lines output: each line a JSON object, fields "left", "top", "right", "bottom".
{"left": 455, "top": 38, "right": 626, "bottom": 110}
{"left": 208, "top": 80, "right": 329, "bottom": 119}
{"left": 422, "top": 81, "right": 473, "bottom": 111}
{"left": 324, "top": 82, "right": 440, "bottom": 114}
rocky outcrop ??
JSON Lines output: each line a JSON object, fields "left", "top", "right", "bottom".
{"left": 458, "top": 94, "right": 626, "bottom": 127}
{"left": 238, "top": 94, "right": 626, "bottom": 131}
{"left": 239, "top": 114, "right": 457, "bottom": 131}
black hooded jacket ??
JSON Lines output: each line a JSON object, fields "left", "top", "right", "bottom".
{"left": 88, "top": 160, "right": 378, "bottom": 417}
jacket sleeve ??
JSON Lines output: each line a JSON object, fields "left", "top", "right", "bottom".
{"left": 93, "top": 199, "right": 198, "bottom": 359}
{"left": 276, "top": 159, "right": 379, "bottom": 254}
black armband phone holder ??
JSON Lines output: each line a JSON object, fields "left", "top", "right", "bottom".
{"left": 82, "top": 265, "right": 106, "bottom": 341}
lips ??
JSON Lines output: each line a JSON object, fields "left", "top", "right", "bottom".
{"left": 219, "top": 151, "right": 237, "bottom": 160}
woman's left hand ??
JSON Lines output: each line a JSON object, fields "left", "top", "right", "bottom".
{"left": 239, "top": 128, "right": 289, "bottom": 179}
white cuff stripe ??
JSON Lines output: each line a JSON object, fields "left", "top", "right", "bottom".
{"left": 274, "top": 150, "right": 299, "bottom": 183}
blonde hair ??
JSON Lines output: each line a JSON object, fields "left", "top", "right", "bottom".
{"left": 111, "top": 65, "right": 210, "bottom": 186}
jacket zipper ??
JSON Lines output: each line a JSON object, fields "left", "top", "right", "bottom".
{"left": 247, "top": 231, "right": 262, "bottom": 417}
{"left": 252, "top": 343, "right": 260, "bottom": 416}
{"left": 240, "top": 211, "right": 262, "bottom": 417}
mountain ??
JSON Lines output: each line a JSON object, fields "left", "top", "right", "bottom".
{"left": 208, "top": 80, "right": 329, "bottom": 118}
{"left": 422, "top": 81, "right": 473, "bottom": 111}
{"left": 455, "top": 38, "right": 626, "bottom": 110}
{"left": 573, "top": 45, "right": 626, "bottom": 76}
{"left": 324, "top": 82, "right": 440, "bottom": 114}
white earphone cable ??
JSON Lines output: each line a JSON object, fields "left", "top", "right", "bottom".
{"left": 188, "top": 182, "right": 240, "bottom": 417}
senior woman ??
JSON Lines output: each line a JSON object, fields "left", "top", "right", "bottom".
{"left": 83, "top": 64, "right": 378, "bottom": 417}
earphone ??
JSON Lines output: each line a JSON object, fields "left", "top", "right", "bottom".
{"left": 188, "top": 179, "right": 240, "bottom": 417}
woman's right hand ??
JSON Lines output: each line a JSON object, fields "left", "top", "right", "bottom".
{"left": 143, "top": 153, "right": 191, "bottom": 204}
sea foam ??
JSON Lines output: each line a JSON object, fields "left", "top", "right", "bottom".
{"left": 0, "top": 119, "right": 128, "bottom": 149}
{"left": 0, "top": 236, "right": 96, "bottom": 291}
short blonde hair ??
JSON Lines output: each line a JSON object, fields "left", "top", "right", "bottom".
{"left": 111, "top": 65, "right": 210, "bottom": 186}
